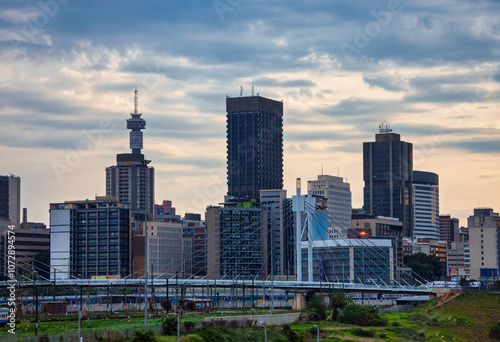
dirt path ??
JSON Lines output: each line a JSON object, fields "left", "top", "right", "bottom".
{"left": 424, "top": 291, "right": 461, "bottom": 312}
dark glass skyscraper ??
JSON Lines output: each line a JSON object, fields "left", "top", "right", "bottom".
{"left": 226, "top": 95, "right": 283, "bottom": 200}
{"left": 363, "top": 123, "right": 413, "bottom": 237}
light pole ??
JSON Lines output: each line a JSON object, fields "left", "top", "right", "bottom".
{"left": 34, "top": 270, "right": 38, "bottom": 336}
{"left": 313, "top": 325, "right": 320, "bottom": 342}
{"left": 171, "top": 312, "right": 180, "bottom": 342}
{"left": 257, "top": 321, "right": 267, "bottom": 342}
{"left": 144, "top": 211, "right": 148, "bottom": 326}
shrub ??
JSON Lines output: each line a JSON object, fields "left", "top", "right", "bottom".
{"left": 183, "top": 321, "right": 196, "bottom": 332}
{"left": 391, "top": 321, "right": 400, "bottom": 327}
{"left": 162, "top": 316, "right": 178, "bottom": 336}
{"left": 133, "top": 330, "right": 156, "bottom": 342}
{"left": 489, "top": 322, "right": 500, "bottom": 340}
{"left": 351, "top": 328, "right": 375, "bottom": 337}
{"left": 282, "top": 324, "right": 302, "bottom": 342}
{"left": 339, "top": 304, "right": 388, "bottom": 327}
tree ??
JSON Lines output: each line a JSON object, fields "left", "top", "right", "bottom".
{"left": 339, "top": 304, "right": 387, "bottom": 327}
{"left": 161, "top": 298, "right": 172, "bottom": 312}
{"left": 403, "top": 252, "right": 443, "bottom": 281}
{"left": 329, "top": 290, "right": 352, "bottom": 320}
{"left": 34, "top": 250, "right": 50, "bottom": 280}
{"left": 306, "top": 294, "right": 328, "bottom": 320}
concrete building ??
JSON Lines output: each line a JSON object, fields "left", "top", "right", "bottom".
{"left": 447, "top": 241, "right": 470, "bottom": 279}
{"left": 132, "top": 219, "right": 185, "bottom": 279}
{"left": 182, "top": 214, "right": 206, "bottom": 278}
{"left": 106, "top": 89, "right": 155, "bottom": 214}
{"left": 301, "top": 239, "right": 395, "bottom": 284}
{"left": 468, "top": 208, "right": 500, "bottom": 281}
{"left": 154, "top": 200, "right": 176, "bottom": 217}
{"left": 308, "top": 175, "right": 352, "bottom": 239}
{"left": 440, "top": 215, "right": 460, "bottom": 243}
{"left": 363, "top": 123, "right": 413, "bottom": 237}
{"left": 412, "top": 171, "right": 439, "bottom": 240}
{"left": 49, "top": 196, "right": 131, "bottom": 280}
{"left": 206, "top": 199, "right": 268, "bottom": 280}
{"left": 0, "top": 226, "right": 50, "bottom": 280}
{"left": 226, "top": 95, "right": 283, "bottom": 200}
{"left": 0, "top": 175, "right": 20, "bottom": 228}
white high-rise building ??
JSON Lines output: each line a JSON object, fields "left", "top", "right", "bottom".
{"left": 308, "top": 175, "right": 352, "bottom": 239}
{"left": 412, "top": 171, "right": 440, "bottom": 240}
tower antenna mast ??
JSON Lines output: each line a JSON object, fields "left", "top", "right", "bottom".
{"left": 134, "top": 87, "right": 139, "bottom": 114}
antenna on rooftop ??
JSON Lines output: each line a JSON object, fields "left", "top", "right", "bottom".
{"left": 379, "top": 121, "right": 393, "bottom": 133}
{"left": 240, "top": 86, "right": 243, "bottom": 97}
{"left": 251, "top": 83, "right": 254, "bottom": 96}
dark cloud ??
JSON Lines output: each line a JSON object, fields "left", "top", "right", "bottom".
{"left": 254, "top": 77, "right": 316, "bottom": 88}
{"left": 363, "top": 74, "right": 406, "bottom": 92}
{"left": 447, "top": 139, "right": 500, "bottom": 154}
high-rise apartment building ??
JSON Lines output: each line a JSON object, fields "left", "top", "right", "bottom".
{"left": 440, "top": 215, "right": 460, "bottom": 243}
{"left": 0, "top": 175, "right": 20, "bottom": 228}
{"left": 49, "top": 196, "right": 131, "bottom": 279}
{"left": 308, "top": 175, "right": 352, "bottom": 239}
{"left": 106, "top": 89, "right": 155, "bottom": 214}
{"left": 226, "top": 95, "right": 283, "bottom": 200}
{"left": 412, "top": 171, "right": 439, "bottom": 239}
{"left": 363, "top": 123, "right": 413, "bottom": 237}
{"left": 468, "top": 208, "right": 500, "bottom": 280}
{"left": 260, "top": 189, "right": 287, "bottom": 277}
{"left": 206, "top": 199, "right": 268, "bottom": 280}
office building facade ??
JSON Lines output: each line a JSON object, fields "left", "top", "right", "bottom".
{"left": 0, "top": 175, "right": 20, "bottom": 228}
{"left": 301, "top": 239, "right": 395, "bottom": 284}
{"left": 308, "top": 175, "right": 352, "bottom": 239}
{"left": 49, "top": 196, "right": 131, "bottom": 279}
{"left": 363, "top": 123, "right": 413, "bottom": 237}
{"left": 206, "top": 200, "right": 268, "bottom": 280}
{"left": 440, "top": 215, "right": 460, "bottom": 243}
{"left": 226, "top": 96, "right": 283, "bottom": 200}
{"left": 468, "top": 208, "right": 500, "bottom": 280}
{"left": 413, "top": 171, "right": 439, "bottom": 239}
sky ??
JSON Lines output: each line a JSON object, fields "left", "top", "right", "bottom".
{"left": 0, "top": 0, "right": 499, "bottom": 226}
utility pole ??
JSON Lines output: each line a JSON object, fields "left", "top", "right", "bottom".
{"left": 144, "top": 214, "right": 148, "bottom": 326}
{"left": 34, "top": 270, "right": 39, "bottom": 336}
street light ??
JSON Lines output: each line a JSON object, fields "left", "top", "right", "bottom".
{"left": 171, "top": 312, "right": 180, "bottom": 342}
{"left": 313, "top": 325, "right": 320, "bottom": 342}
{"left": 257, "top": 321, "right": 267, "bottom": 342}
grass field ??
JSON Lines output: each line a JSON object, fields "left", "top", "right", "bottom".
{"left": 1, "top": 292, "right": 499, "bottom": 341}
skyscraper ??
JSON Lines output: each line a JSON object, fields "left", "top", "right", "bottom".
{"left": 439, "top": 215, "right": 460, "bottom": 243}
{"left": 413, "top": 171, "right": 440, "bottom": 239}
{"left": 106, "top": 89, "right": 155, "bottom": 213}
{"left": 0, "top": 175, "right": 20, "bottom": 228}
{"left": 226, "top": 95, "right": 283, "bottom": 200}
{"left": 308, "top": 175, "right": 352, "bottom": 239}
{"left": 363, "top": 122, "right": 413, "bottom": 237}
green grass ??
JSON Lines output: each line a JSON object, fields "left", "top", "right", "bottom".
{"left": 0, "top": 315, "right": 164, "bottom": 337}
{"left": 2, "top": 292, "right": 499, "bottom": 342}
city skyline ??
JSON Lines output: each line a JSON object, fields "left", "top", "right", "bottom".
{"left": 0, "top": 1, "right": 499, "bottom": 226}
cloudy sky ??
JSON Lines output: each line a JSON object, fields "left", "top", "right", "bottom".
{"left": 1, "top": 0, "right": 499, "bottom": 226}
